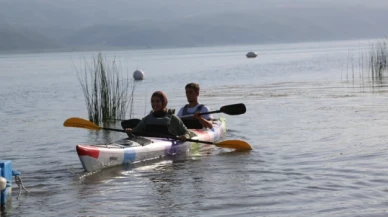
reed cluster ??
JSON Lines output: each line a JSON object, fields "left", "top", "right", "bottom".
{"left": 75, "top": 53, "right": 135, "bottom": 124}
{"left": 345, "top": 37, "right": 388, "bottom": 88}
{"left": 369, "top": 37, "right": 388, "bottom": 82}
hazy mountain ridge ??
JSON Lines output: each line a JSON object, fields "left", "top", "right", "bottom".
{"left": 64, "top": 5, "right": 388, "bottom": 48}
{"left": 0, "top": 24, "right": 61, "bottom": 51}
{"left": 1, "top": 0, "right": 388, "bottom": 52}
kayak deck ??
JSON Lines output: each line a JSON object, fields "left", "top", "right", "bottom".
{"left": 76, "top": 118, "right": 226, "bottom": 172}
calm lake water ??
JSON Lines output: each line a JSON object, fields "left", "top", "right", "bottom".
{"left": 1, "top": 39, "right": 388, "bottom": 217}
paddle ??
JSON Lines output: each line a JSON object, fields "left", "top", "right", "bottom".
{"left": 120, "top": 104, "right": 246, "bottom": 128}
{"left": 64, "top": 117, "right": 125, "bottom": 132}
{"left": 180, "top": 103, "right": 246, "bottom": 118}
{"left": 63, "top": 117, "right": 252, "bottom": 151}
{"left": 121, "top": 119, "right": 142, "bottom": 129}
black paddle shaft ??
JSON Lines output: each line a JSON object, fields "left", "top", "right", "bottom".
{"left": 186, "top": 138, "right": 213, "bottom": 144}
{"left": 113, "top": 130, "right": 215, "bottom": 145}
{"left": 103, "top": 127, "right": 126, "bottom": 133}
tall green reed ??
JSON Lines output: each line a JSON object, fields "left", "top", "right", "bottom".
{"left": 369, "top": 37, "right": 388, "bottom": 83}
{"left": 345, "top": 37, "right": 388, "bottom": 89}
{"left": 75, "top": 53, "right": 135, "bottom": 125}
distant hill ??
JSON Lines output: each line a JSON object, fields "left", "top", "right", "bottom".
{"left": 0, "top": 25, "right": 61, "bottom": 52}
{"left": 63, "top": 6, "right": 388, "bottom": 48}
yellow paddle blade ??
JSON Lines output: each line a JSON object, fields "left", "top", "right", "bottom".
{"left": 63, "top": 117, "right": 102, "bottom": 130}
{"left": 215, "top": 140, "right": 252, "bottom": 151}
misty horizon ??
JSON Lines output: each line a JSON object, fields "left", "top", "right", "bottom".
{"left": 1, "top": 0, "right": 388, "bottom": 52}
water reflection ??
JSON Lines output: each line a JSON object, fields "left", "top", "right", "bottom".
{"left": 73, "top": 155, "right": 206, "bottom": 215}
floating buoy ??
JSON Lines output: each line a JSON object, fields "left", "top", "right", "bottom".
{"left": 133, "top": 70, "right": 144, "bottom": 80}
{"left": 246, "top": 52, "right": 258, "bottom": 58}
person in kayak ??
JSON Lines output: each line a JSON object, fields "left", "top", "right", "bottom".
{"left": 125, "top": 91, "right": 190, "bottom": 141}
{"left": 177, "top": 83, "right": 213, "bottom": 129}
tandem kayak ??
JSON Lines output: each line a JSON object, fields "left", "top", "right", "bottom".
{"left": 76, "top": 118, "right": 227, "bottom": 172}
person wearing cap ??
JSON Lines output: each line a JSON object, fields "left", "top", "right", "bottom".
{"left": 125, "top": 91, "right": 190, "bottom": 141}
{"left": 177, "top": 83, "right": 213, "bottom": 129}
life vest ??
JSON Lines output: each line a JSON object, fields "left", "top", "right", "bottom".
{"left": 144, "top": 109, "right": 174, "bottom": 135}
{"left": 181, "top": 104, "right": 204, "bottom": 129}
{"left": 121, "top": 109, "right": 175, "bottom": 130}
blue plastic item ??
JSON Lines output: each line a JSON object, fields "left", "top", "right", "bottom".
{"left": 0, "top": 160, "right": 12, "bottom": 207}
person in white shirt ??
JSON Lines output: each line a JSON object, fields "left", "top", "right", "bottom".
{"left": 177, "top": 83, "right": 213, "bottom": 129}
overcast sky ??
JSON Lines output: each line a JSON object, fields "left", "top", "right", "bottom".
{"left": 1, "top": 0, "right": 388, "bottom": 28}
{"left": 1, "top": 0, "right": 388, "bottom": 50}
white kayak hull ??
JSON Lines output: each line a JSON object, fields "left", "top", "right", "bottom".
{"left": 76, "top": 118, "right": 226, "bottom": 172}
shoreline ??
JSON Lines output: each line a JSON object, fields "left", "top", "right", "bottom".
{"left": 0, "top": 37, "right": 382, "bottom": 56}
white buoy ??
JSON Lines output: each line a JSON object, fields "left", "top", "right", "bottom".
{"left": 133, "top": 70, "right": 144, "bottom": 80}
{"left": 246, "top": 51, "right": 258, "bottom": 58}
{"left": 0, "top": 176, "right": 6, "bottom": 191}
